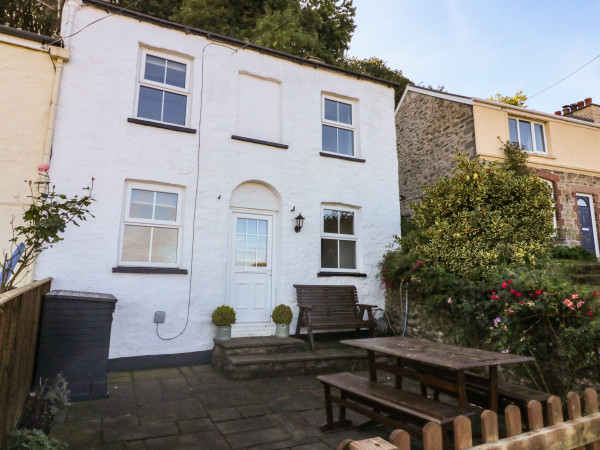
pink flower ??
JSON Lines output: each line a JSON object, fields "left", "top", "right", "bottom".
{"left": 564, "top": 299, "right": 573, "bottom": 308}
{"left": 507, "top": 280, "right": 512, "bottom": 284}
{"left": 516, "top": 292, "right": 522, "bottom": 298}
{"left": 536, "top": 290, "right": 543, "bottom": 295}
{"left": 502, "top": 282, "right": 507, "bottom": 289}
{"left": 577, "top": 302, "right": 584, "bottom": 309}
{"left": 510, "top": 289, "right": 516, "bottom": 294}
{"left": 509, "top": 308, "right": 514, "bottom": 314}
{"left": 447, "top": 298, "right": 452, "bottom": 304}
{"left": 571, "top": 294, "right": 579, "bottom": 300}
{"left": 589, "top": 311, "right": 593, "bottom": 316}
{"left": 37, "top": 164, "right": 50, "bottom": 172}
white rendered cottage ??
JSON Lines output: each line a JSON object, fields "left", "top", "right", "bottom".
{"left": 35, "top": 0, "right": 401, "bottom": 368}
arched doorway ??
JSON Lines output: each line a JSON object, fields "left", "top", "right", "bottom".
{"left": 228, "top": 181, "right": 281, "bottom": 323}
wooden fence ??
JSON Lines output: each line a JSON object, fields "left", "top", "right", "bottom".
{"left": 0, "top": 278, "right": 52, "bottom": 447}
{"left": 339, "top": 388, "right": 600, "bottom": 450}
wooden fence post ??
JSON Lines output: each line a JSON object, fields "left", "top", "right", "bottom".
{"left": 527, "top": 400, "right": 544, "bottom": 431}
{"left": 585, "top": 388, "right": 600, "bottom": 450}
{"left": 389, "top": 429, "right": 410, "bottom": 450}
{"left": 480, "top": 410, "right": 498, "bottom": 443}
{"left": 504, "top": 405, "right": 522, "bottom": 437}
{"left": 422, "top": 422, "right": 443, "bottom": 450}
{"left": 546, "top": 395, "right": 564, "bottom": 426}
{"left": 454, "top": 415, "right": 472, "bottom": 449}
{"left": 567, "top": 391, "right": 585, "bottom": 450}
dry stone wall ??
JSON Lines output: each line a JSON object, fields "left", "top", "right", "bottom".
{"left": 395, "top": 90, "right": 476, "bottom": 216}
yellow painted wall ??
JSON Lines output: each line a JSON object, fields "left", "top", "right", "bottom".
{"left": 0, "top": 34, "right": 60, "bottom": 276}
{"left": 473, "top": 101, "right": 600, "bottom": 175}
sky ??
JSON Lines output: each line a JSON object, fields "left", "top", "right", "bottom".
{"left": 348, "top": 1, "right": 600, "bottom": 114}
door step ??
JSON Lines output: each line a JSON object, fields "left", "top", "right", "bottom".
{"left": 211, "top": 336, "right": 374, "bottom": 380}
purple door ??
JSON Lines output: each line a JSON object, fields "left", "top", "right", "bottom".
{"left": 577, "top": 195, "right": 597, "bottom": 255}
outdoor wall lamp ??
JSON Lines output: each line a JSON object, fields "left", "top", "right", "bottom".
{"left": 294, "top": 214, "right": 305, "bottom": 233}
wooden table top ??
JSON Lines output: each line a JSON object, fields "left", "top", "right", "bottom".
{"left": 340, "top": 337, "right": 535, "bottom": 370}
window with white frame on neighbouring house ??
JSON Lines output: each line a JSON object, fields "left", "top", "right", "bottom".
{"left": 321, "top": 207, "right": 357, "bottom": 270}
{"left": 119, "top": 183, "right": 183, "bottom": 266}
{"left": 508, "top": 118, "right": 546, "bottom": 154}
{"left": 322, "top": 97, "right": 355, "bottom": 156}
{"left": 135, "top": 50, "right": 191, "bottom": 126}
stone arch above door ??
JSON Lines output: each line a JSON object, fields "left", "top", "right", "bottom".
{"left": 229, "top": 181, "right": 282, "bottom": 212}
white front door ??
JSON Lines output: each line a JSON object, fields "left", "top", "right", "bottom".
{"left": 230, "top": 213, "right": 273, "bottom": 323}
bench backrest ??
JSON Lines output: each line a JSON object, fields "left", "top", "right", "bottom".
{"left": 293, "top": 285, "right": 359, "bottom": 319}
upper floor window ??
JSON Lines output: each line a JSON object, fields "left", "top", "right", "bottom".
{"left": 119, "top": 182, "right": 184, "bottom": 267}
{"left": 136, "top": 50, "right": 191, "bottom": 127}
{"left": 321, "top": 207, "right": 357, "bottom": 270}
{"left": 509, "top": 118, "right": 546, "bottom": 154}
{"left": 322, "top": 98, "right": 355, "bottom": 156}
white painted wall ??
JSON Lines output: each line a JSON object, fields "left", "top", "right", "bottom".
{"left": 35, "top": 3, "right": 401, "bottom": 360}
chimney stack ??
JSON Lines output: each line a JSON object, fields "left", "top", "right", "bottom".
{"left": 559, "top": 98, "right": 600, "bottom": 123}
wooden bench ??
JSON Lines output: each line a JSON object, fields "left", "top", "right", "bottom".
{"left": 293, "top": 284, "right": 376, "bottom": 350}
{"left": 317, "top": 372, "right": 475, "bottom": 444}
{"left": 401, "top": 361, "right": 551, "bottom": 412}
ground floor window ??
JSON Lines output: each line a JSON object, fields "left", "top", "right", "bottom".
{"left": 321, "top": 207, "right": 357, "bottom": 270}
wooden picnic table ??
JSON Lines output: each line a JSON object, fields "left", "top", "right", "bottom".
{"left": 340, "top": 336, "right": 535, "bottom": 412}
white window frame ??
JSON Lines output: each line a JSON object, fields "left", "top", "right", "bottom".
{"left": 321, "top": 96, "right": 357, "bottom": 156}
{"left": 508, "top": 117, "right": 547, "bottom": 155}
{"left": 134, "top": 48, "right": 192, "bottom": 127}
{"left": 320, "top": 205, "right": 359, "bottom": 272}
{"left": 118, "top": 182, "right": 184, "bottom": 268}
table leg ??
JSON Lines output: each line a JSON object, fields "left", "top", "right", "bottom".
{"left": 489, "top": 366, "right": 498, "bottom": 412}
{"left": 457, "top": 370, "right": 467, "bottom": 408}
{"left": 395, "top": 357, "right": 402, "bottom": 389}
{"left": 324, "top": 384, "right": 333, "bottom": 426}
{"left": 367, "top": 350, "right": 377, "bottom": 382}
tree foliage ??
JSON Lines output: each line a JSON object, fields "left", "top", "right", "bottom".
{"left": 174, "top": 0, "right": 356, "bottom": 63}
{"left": 404, "top": 142, "right": 555, "bottom": 279}
{"left": 343, "top": 56, "right": 411, "bottom": 104}
{"left": 1, "top": 0, "right": 64, "bottom": 36}
{"left": 489, "top": 90, "right": 528, "bottom": 107}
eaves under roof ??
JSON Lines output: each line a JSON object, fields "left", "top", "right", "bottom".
{"left": 80, "top": 0, "right": 398, "bottom": 89}
{"left": 0, "top": 24, "right": 62, "bottom": 47}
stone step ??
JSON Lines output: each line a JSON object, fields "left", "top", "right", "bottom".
{"left": 564, "top": 261, "right": 600, "bottom": 275}
{"left": 213, "top": 336, "right": 306, "bottom": 356}
{"left": 570, "top": 274, "right": 600, "bottom": 286}
{"left": 217, "top": 344, "right": 381, "bottom": 380}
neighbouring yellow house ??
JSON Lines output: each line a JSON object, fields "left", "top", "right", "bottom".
{"left": 0, "top": 25, "right": 70, "bottom": 283}
{"left": 396, "top": 85, "right": 600, "bottom": 257}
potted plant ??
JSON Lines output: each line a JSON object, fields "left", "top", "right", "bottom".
{"left": 212, "top": 305, "right": 236, "bottom": 340}
{"left": 271, "top": 304, "right": 293, "bottom": 337}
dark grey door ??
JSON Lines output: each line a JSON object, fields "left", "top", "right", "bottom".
{"left": 577, "top": 195, "right": 597, "bottom": 255}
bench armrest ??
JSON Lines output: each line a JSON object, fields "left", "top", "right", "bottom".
{"left": 298, "top": 305, "right": 313, "bottom": 311}
{"left": 357, "top": 304, "right": 376, "bottom": 308}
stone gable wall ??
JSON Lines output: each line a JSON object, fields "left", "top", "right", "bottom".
{"left": 395, "top": 91, "right": 476, "bottom": 216}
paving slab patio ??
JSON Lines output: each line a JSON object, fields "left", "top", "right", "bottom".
{"left": 50, "top": 365, "right": 397, "bottom": 449}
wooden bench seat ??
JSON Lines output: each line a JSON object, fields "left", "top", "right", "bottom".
{"left": 464, "top": 372, "right": 552, "bottom": 409}
{"left": 317, "top": 372, "right": 475, "bottom": 441}
{"left": 294, "top": 285, "right": 375, "bottom": 350}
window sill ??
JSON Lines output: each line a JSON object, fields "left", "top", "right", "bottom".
{"left": 527, "top": 152, "right": 556, "bottom": 159}
{"left": 231, "top": 135, "right": 288, "bottom": 149}
{"left": 317, "top": 271, "right": 367, "bottom": 277}
{"left": 112, "top": 266, "right": 188, "bottom": 275}
{"left": 319, "top": 152, "right": 365, "bottom": 163}
{"left": 127, "top": 118, "right": 197, "bottom": 134}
